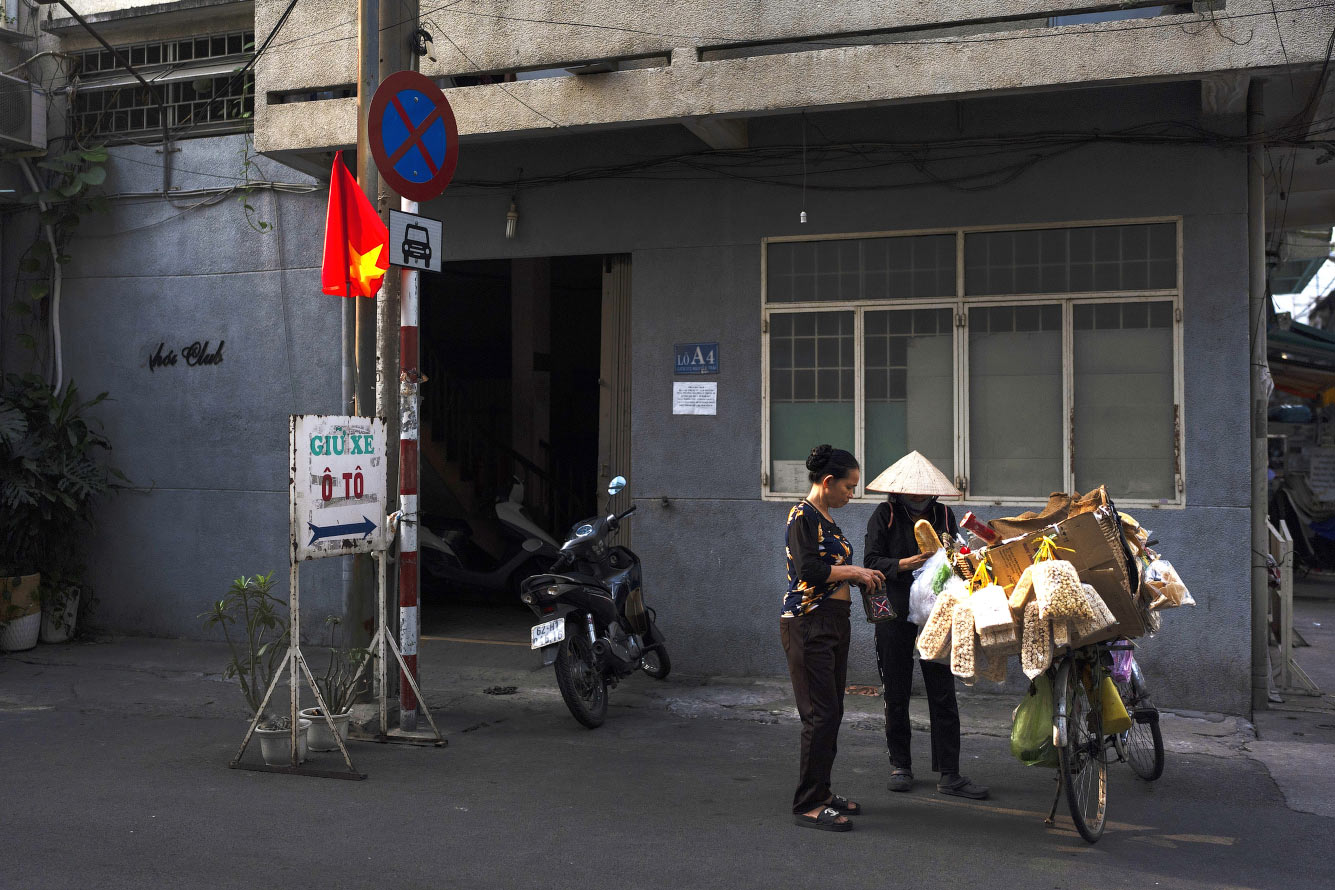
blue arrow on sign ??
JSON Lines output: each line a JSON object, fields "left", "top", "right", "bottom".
{"left": 308, "top": 516, "right": 377, "bottom": 546}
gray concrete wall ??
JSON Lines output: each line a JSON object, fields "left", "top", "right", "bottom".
{"left": 19, "top": 134, "right": 349, "bottom": 643}
{"left": 17, "top": 81, "right": 1254, "bottom": 712}
{"left": 415, "top": 81, "right": 1251, "bottom": 713}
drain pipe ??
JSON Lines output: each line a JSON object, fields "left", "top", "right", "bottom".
{"left": 1248, "top": 79, "right": 1270, "bottom": 714}
{"left": 18, "top": 157, "right": 63, "bottom": 391}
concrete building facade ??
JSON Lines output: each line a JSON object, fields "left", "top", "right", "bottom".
{"left": 6, "top": 0, "right": 1334, "bottom": 714}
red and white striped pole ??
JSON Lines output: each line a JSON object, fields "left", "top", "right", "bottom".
{"left": 397, "top": 196, "right": 421, "bottom": 732}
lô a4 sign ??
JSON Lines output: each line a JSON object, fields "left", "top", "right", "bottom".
{"left": 291, "top": 415, "right": 388, "bottom": 561}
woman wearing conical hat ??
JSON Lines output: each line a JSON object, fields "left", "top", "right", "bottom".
{"left": 863, "top": 452, "right": 989, "bottom": 800}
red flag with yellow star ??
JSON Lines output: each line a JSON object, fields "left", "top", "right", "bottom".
{"left": 321, "top": 151, "right": 389, "bottom": 298}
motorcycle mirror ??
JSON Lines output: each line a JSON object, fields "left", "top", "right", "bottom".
{"left": 607, "top": 475, "right": 627, "bottom": 496}
{"left": 521, "top": 538, "right": 544, "bottom": 553}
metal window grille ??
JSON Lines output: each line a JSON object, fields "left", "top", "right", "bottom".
{"left": 768, "top": 311, "right": 855, "bottom": 403}
{"left": 963, "top": 223, "right": 1176, "bottom": 296}
{"left": 767, "top": 234, "right": 956, "bottom": 302}
{"left": 72, "top": 31, "right": 253, "bottom": 76}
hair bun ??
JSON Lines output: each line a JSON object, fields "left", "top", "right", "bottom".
{"left": 806, "top": 444, "right": 833, "bottom": 473}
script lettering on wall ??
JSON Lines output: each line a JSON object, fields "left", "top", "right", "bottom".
{"left": 148, "top": 340, "right": 225, "bottom": 372}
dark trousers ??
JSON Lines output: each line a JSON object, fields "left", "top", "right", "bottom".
{"left": 780, "top": 599, "right": 851, "bottom": 815}
{"left": 874, "top": 617, "right": 961, "bottom": 775}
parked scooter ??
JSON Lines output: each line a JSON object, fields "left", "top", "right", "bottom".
{"left": 420, "top": 479, "right": 560, "bottom": 600}
{"left": 520, "top": 475, "right": 670, "bottom": 728}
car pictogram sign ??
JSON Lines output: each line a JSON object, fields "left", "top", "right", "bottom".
{"left": 388, "top": 208, "right": 443, "bottom": 273}
{"left": 368, "top": 70, "right": 460, "bottom": 203}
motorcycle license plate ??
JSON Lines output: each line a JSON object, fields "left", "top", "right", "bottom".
{"left": 531, "top": 617, "right": 566, "bottom": 650}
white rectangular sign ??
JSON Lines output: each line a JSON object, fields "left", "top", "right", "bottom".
{"left": 388, "top": 209, "right": 443, "bottom": 273}
{"left": 673, "top": 381, "right": 717, "bottom": 416}
{"left": 291, "top": 415, "right": 389, "bottom": 561}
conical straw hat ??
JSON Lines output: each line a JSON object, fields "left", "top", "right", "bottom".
{"left": 865, "top": 451, "right": 961, "bottom": 496}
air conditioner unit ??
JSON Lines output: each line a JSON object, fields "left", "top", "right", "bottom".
{"left": 0, "top": 72, "right": 47, "bottom": 150}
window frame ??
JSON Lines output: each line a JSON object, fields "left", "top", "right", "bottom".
{"left": 761, "top": 217, "right": 1185, "bottom": 510}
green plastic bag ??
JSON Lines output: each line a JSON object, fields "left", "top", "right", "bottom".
{"left": 1010, "top": 675, "right": 1059, "bottom": 768}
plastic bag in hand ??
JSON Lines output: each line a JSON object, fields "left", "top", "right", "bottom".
{"left": 908, "top": 548, "right": 952, "bottom": 627}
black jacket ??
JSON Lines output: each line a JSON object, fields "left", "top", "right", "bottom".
{"left": 864, "top": 496, "right": 959, "bottom": 619}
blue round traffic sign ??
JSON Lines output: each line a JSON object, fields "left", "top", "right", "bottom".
{"left": 368, "top": 70, "right": 459, "bottom": 202}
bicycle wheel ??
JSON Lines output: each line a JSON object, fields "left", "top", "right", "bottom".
{"left": 1117, "top": 671, "right": 1164, "bottom": 781}
{"left": 1057, "top": 659, "right": 1108, "bottom": 843}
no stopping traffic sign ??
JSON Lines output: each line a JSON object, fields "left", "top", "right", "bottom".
{"left": 368, "top": 70, "right": 460, "bottom": 202}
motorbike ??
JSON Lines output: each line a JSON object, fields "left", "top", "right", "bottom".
{"left": 519, "top": 475, "right": 670, "bottom": 728}
{"left": 420, "top": 478, "right": 561, "bottom": 600}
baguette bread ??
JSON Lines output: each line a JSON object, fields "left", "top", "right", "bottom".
{"left": 914, "top": 519, "right": 942, "bottom": 555}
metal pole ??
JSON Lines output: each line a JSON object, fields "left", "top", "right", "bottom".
{"left": 1248, "top": 79, "right": 1270, "bottom": 714}
{"left": 398, "top": 197, "right": 422, "bottom": 731}
{"left": 349, "top": 0, "right": 381, "bottom": 649}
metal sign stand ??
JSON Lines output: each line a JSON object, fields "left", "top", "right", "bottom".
{"left": 1269, "top": 519, "right": 1322, "bottom": 697}
{"left": 229, "top": 557, "right": 368, "bottom": 779}
{"left": 366, "top": 544, "right": 444, "bottom": 745}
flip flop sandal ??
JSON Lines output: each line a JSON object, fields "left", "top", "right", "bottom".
{"left": 793, "top": 807, "right": 853, "bottom": 832}
{"left": 826, "top": 794, "right": 862, "bottom": 816}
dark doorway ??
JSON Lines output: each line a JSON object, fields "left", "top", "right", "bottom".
{"left": 417, "top": 255, "right": 604, "bottom": 641}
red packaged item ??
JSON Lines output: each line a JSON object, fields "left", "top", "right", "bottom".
{"left": 961, "top": 512, "right": 998, "bottom": 544}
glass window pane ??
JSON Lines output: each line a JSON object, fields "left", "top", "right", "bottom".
{"left": 865, "top": 309, "right": 955, "bottom": 487}
{"left": 767, "top": 235, "right": 954, "bottom": 303}
{"left": 968, "top": 305, "right": 1063, "bottom": 497}
{"left": 1074, "top": 301, "right": 1175, "bottom": 500}
{"left": 965, "top": 223, "right": 1177, "bottom": 295}
{"left": 770, "top": 311, "right": 855, "bottom": 493}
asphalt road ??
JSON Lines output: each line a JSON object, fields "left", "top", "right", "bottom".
{"left": 2, "top": 646, "right": 1331, "bottom": 890}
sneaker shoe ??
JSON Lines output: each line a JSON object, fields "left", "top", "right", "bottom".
{"left": 887, "top": 769, "right": 914, "bottom": 792}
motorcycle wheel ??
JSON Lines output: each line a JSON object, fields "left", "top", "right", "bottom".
{"left": 640, "top": 646, "right": 671, "bottom": 680}
{"left": 554, "top": 631, "right": 607, "bottom": 728}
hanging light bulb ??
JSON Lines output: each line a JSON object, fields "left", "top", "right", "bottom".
{"left": 505, "top": 199, "right": 519, "bottom": 240}
{"left": 800, "top": 211, "right": 808, "bottom": 224}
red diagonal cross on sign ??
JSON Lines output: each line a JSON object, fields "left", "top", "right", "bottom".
{"left": 387, "top": 95, "right": 442, "bottom": 176}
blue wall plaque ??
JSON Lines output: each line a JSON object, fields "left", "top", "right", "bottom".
{"left": 674, "top": 342, "right": 719, "bottom": 374}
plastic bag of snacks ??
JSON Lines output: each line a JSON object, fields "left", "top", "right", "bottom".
{"left": 1051, "top": 619, "right": 1071, "bottom": 650}
{"left": 1033, "top": 561, "right": 1096, "bottom": 622}
{"left": 917, "top": 585, "right": 961, "bottom": 661}
{"left": 1111, "top": 648, "right": 1135, "bottom": 684}
{"left": 951, "top": 600, "right": 977, "bottom": 682}
{"left": 1143, "top": 558, "right": 1195, "bottom": 609}
{"left": 1021, "top": 600, "right": 1052, "bottom": 679}
{"left": 1008, "top": 565, "right": 1035, "bottom": 619}
{"left": 908, "top": 548, "right": 953, "bottom": 627}
{"left": 980, "top": 623, "right": 1020, "bottom": 656}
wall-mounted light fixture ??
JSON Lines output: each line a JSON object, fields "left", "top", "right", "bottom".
{"left": 505, "top": 199, "right": 518, "bottom": 239}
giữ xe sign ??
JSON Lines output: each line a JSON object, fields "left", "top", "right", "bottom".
{"left": 291, "top": 414, "right": 388, "bottom": 561}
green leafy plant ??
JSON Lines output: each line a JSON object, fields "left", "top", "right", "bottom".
{"left": 0, "top": 373, "right": 125, "bottom": 622}
{"left": 200, "top": 572, "right": 290, "bottom": 722}
{"left": 314, "top": 615, "right": 371, "bottom": 715}
{"left": 5, "top": 145, "right": 110, "bottom": 358}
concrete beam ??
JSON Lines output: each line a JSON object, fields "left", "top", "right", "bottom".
{"left": 681, "top": 116, "right": 748, "bottom": 151}
{"left": 256, "top": 1, "right": 1335, "bottom": 155}
{"left": 255, "top": 0, "right": 1173, "bottom": 87}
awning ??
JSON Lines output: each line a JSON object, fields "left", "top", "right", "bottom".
{"left": 1269, "top": 319, "right": 1335, "bottom": 401}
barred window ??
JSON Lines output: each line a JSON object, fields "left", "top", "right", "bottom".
{"left": 71, "top": 31, "right": 254, "bottom": 141}
{"left": 763, "top": 221, "right": 1183, "bottom": 506}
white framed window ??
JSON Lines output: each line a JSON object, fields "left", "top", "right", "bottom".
{"left": 761, "top": 219, "right": 1185, "bottom": 509}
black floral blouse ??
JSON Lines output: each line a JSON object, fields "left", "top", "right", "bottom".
{"left": 782, "top": 500, "right": 853, "bottom": 618}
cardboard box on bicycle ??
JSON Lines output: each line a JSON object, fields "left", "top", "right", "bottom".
{"left": 984, "top": 510, "right": 1145, "bottom": 645}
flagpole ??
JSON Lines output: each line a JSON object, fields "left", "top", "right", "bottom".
{"left": 340, "top": 157, "right": 355, "bottom": 415}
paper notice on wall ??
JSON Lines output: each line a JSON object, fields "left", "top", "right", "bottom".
{"left": 673, "top": 381, "right": 717, "bottom": 415}
{"left": 1309, "top": 447, "right": 1335, "bottom": 501}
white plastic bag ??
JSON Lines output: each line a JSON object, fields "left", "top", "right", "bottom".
{"left": 1143, "top": 558, "right": 1195, "bottom": 609}
{"left": 908, "top": 548, "right": 952, "bottom": 627}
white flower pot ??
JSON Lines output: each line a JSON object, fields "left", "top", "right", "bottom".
{"left": 254, "top": 718, "right": 310, "bottom": 765}
{"left": 300, "top": 707, "right": 351, "bottom": 751}
{"left": 0, "top": 611, "right": 40, "bottom": 652}
{"left": 40, "top": 590, "right": 80, "bottom": 643}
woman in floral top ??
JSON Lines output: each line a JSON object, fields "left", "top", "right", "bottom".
{"left": 781, "top": 445, "right": 885, "bottom": 832}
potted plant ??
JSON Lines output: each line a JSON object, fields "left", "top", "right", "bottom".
{"left": 0, "top": 373, "right": 124, "bottom": 649}
{"left": 200, "top": 572, "right": 308, "bottom": 765}
{"left": 301, "top": 615, "right": 371, "bottom": 751}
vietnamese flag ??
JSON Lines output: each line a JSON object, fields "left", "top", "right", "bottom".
{"left": 321, "top": 150, "right": 389, "bottom": 298}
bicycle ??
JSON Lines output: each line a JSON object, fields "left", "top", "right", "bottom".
{"left": 1112, "top": 646, "right": 1164, "bottom": 782}
{"left": 1044, "top": 640, "right": 1163, "bottom": 843}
